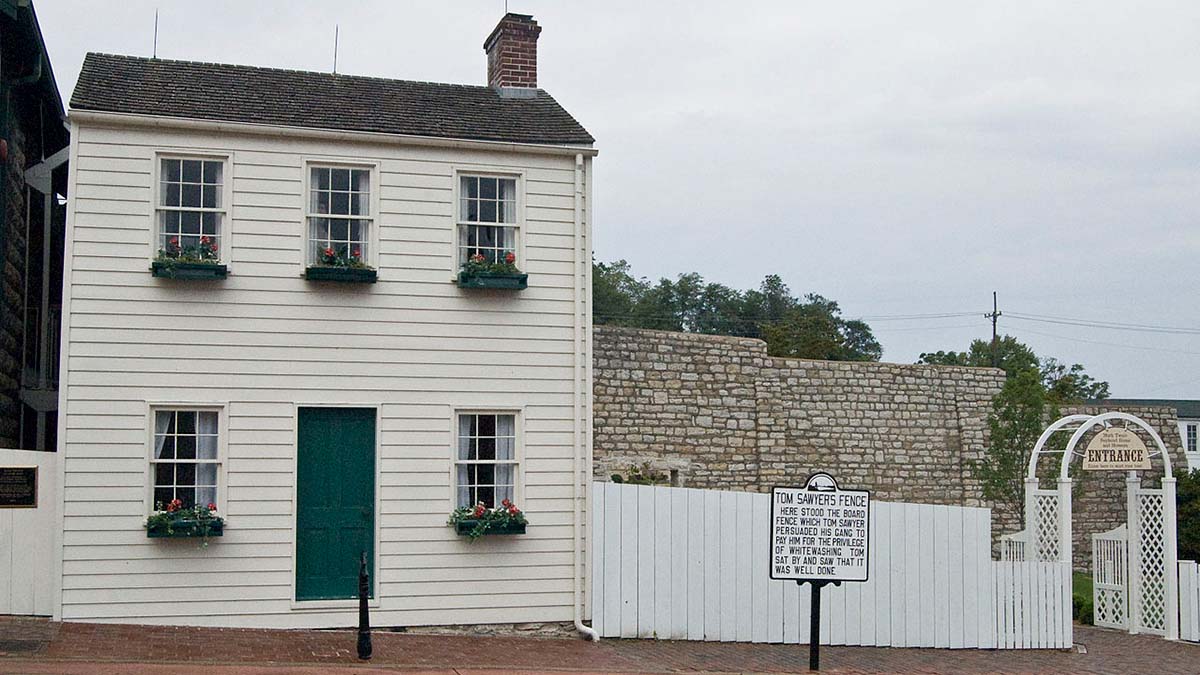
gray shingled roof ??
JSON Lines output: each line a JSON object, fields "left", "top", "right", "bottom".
{"left": 1096, "top": 399, "right": 1200, "bottom": 420}
{"left": 70, "top": 53, "right": 594, "bottom": 146}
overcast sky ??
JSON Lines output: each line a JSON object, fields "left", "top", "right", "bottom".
{"left": 37, "top": 1, "right": 1200, "bottom": 398}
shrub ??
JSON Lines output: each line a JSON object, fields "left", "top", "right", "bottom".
{"left": 1177, "top": 469, "right": 1200, "bottom": 562}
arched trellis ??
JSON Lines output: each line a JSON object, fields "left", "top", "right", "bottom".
{"left": 1004, "top": 412, "right": 1179, "bottom": 640}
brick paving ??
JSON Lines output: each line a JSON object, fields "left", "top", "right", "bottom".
{"left": 1, "top": 618, "right": 1198, "bottom": 674}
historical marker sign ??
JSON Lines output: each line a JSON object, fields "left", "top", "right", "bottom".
{"left": 0, "top": 466, "right": 37, "bottom": 508}
{"left": 1083, "top": 427, "right": 1152, "bottom": 471}
{"left": 770, "top": 472, "right": 870, "bottom": 582}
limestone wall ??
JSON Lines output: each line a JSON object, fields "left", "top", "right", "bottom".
{"left": 592, "top": 326, "right": 1185, "bottom": 569}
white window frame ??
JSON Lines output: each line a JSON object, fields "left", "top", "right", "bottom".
{"left": 144, "top": 403, "right": 229, "bottom": 515}
{"left": 150, "top": 152, "right": 233, "bottom": 265}
{"left": 302, "top": 159, "right": 381, "bottom": 272}
{"left": 451, "top": 168, "right": 525, "bottom": 277}
{"left": 450, "top": 408, "right": 524, "bottom": 510}
{"left": 1185, "top": 422, "right": 1198, "bottom": 455}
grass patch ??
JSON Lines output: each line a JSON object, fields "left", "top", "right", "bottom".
{"left": 1072, "top": 572, "right": 1094, "bottom": 625}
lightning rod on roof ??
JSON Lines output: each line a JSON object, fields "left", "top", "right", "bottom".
{"left": 333, "top": 24, "right": 339, "bottom": 74}
{"left": 152, "top": 8, "right": 159, "bottom": 59}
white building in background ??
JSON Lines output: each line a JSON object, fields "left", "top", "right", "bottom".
{"left": 56, "top": 13, "right": 598, "bottom": 631}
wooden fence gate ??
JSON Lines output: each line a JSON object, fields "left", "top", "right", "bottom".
{"left": 0, "top": 448, "right": 57, "bottom": 616}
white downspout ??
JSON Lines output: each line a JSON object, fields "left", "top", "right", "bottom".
{"left": 572, "top": 152, "right": 598, "bottom": 641}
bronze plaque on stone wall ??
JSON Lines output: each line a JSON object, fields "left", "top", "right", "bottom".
{"left": 0, "top": 466, "right": 37, "bottom": 508}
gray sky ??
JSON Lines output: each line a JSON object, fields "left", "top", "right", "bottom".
{"left": 38, "top": 1, "right": 1200, "bottom": 398}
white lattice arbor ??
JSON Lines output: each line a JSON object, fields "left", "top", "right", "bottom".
{"left": 1006, "top": 412, "right": 1180, "bottom": 641}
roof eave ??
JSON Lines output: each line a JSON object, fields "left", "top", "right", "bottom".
{"left": 67, "top": 109, "right": 598, "bottom": 157}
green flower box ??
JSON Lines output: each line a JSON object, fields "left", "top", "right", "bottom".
{"left": 151, "top": 261, "right": 228, "bottom": 280}
{"left": 146, "top": 518, "right": 224, "bottom": 539}
{"left": 454, "top": 520, "right": 526, "bottom": 537}
{"left": 305, "top": 266, "right": 377, "bottom": 283}
{"left": 457, "top": 271, "right": 528, "bottom": 290}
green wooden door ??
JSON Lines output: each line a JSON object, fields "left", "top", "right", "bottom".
{"left": 296, "top": 407, "right": 376, "bottom": 601}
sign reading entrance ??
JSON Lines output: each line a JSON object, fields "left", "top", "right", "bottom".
{"left": 0, "top": 466, "right": 37, "bottom": 508}
{"left": 770, "top": 472, "right": 870, "bottom": 582}
{"left": 1083, "top": 427, "right": 1151, "bottom": 471}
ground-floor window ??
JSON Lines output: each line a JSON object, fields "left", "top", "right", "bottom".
{"left": 151, "top": 408, "right": 220, "bottom": 509}
{"left": 455, "top": 412, "right": 518, "bottom": 508}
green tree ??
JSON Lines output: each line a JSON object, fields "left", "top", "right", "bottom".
{"left": 918, "top": 335, "right": 1038, "bottom": 378}
{"left": 592, "top": 259, "right": 646, "bottom": 327}
{"left": 761, "top": 294, "right": 882, "bottom": 361}
{"left": 1040, "top": 357, "right": 1111, "bottom": 404}
{"left": 918, "top": 335, "right": 1108, "bottom": 404}
{"left": 590, "top": 261, "right": 880, "bottom": 361}
{"left": 974, "top": 369, "right": 1054, "bottom": 525}
{"left": 1178, "top": 469, "right": 1200, "bottom": 561}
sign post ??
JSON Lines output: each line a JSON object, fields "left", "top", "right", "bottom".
{"left": 770, "top": 472, "right": 870, "bottom": 671}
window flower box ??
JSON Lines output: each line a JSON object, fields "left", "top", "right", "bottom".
{"left": 305, "top": 266, "right": 377, "bottom": 283}
{"left": 457, "top": 270, "right": 527, "bottom": 290}
{"left": 152, "top": 261, "right": 229, "bottom": 280}
{"left": 146, "top": 501, "right": 224, "bottom": 543}
{"left": 448, "top": 500, "right": 528, "bottom": 540}
{"left": 305, "top": 247, "right": 377, "bottom": 283}
{"left": 152, "top": 235, "right": 227, "bottom": 279}
{"left": 454, "top": 520, "right": 526, "bottom": 536}
{"left": 457, "top": 252, "right": 526, "bottom": 290}
{"left": 147, "top": 518, "right": 225, "bottom": 538}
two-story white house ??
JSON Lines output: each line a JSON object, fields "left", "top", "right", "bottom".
{"left": 56, "top": 13, "right": 598, "bottom": 632}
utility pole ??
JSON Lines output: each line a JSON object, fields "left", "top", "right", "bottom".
{"left": 985, "top": 291, "right": 1002, "bottom": 368}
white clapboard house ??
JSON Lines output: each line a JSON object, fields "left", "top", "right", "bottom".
{"left": 57, "top": 13, "right": 597, "bottom": 630}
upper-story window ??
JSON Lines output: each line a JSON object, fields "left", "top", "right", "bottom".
{"left": 157, "top": 158, "right": 225, "bottom": 261}
{"left": 307, "top": 166, "right": 373, "bottom": 267}
{"left": 458, "top": 175, "right": 518, "bottom": 266}
{"left": 1187, "top": 422, "right": 1198, "bottom": 454}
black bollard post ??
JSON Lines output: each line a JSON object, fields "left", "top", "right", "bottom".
{"left": 357, "top": 550, "right": 372, "bottom": 660}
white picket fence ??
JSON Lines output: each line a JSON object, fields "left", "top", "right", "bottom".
{"left": 0, "top": 448, "right": 57, "bottom": 616}
{"left": 590, "top": 482, "right": 1072, "bottom": 649}
{"left": 1180, "top": 561, "right": 1200, "bottom": 642}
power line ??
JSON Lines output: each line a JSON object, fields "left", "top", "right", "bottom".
{"left": 1006, "top": 312, "right": 1200, "bottom": 335}
{"left": 1010, "top": 326, "right": 1200, "bottom": 357}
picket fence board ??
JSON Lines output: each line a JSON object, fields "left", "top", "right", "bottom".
{"left": 1180, "top": 561, "right": 1200, "bottom": 642}
{"left": 590, "top": 482, "right": 1069, "bottom": 649}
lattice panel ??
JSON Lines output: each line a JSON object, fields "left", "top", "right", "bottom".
{"left": 1095, "top": 587, "right": 1127, "bottom": 629}
{"left": 1137, "top": 492, "right": 1166, "bottom": 635}
{"left": 1034, "top": 493, "right": 1059, "bottom": 562}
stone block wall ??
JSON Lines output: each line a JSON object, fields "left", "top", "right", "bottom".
{"left": 592, "top": 326, "right": 1185, "bottom": 570}
{"left": 0, "top": 123, "right": 27, "bottom": 448}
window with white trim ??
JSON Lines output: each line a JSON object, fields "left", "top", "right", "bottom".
{"left": 1187, "top": 422, "right": 1197, "bottom": 454}
{"left": 151, "top": 409, "right": 220, "bottom": 509}
{"left": 455, "top": 413, "right": 517, "bottom": 508}
{"left": 157, "top": 158, "right": 225, "bottom": 260}
{"left": 457, "top": 175, "right": 518, "bottom": 266}
{"left": 307, "top": 166, "right": 372, "bottom": 266}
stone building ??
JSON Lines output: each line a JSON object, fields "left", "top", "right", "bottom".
{"left": 592, "top": 325, "right": 1186, "bottom": 568}
{"left": 0, "top": 1, "right": 70, "bottom": 451}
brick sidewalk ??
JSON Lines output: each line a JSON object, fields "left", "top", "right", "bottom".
{"left": 1, "top": 618, "right": 1198, "bottom": 674}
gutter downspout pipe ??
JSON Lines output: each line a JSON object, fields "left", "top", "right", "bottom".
{"left": 572, "top": 152, "right": 598, "bottom": 642}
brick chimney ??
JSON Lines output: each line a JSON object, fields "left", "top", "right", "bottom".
{"left": 484, "top": 13, "right": 541, "bottom": 90}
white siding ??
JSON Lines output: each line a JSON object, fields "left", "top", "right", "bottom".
{"left": 60, "top": 121, "right": 592, "bottom": 628}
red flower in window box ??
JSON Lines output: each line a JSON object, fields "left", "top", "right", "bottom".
{"left": 448, "top": 500, "right": 529, "bottom": 540}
